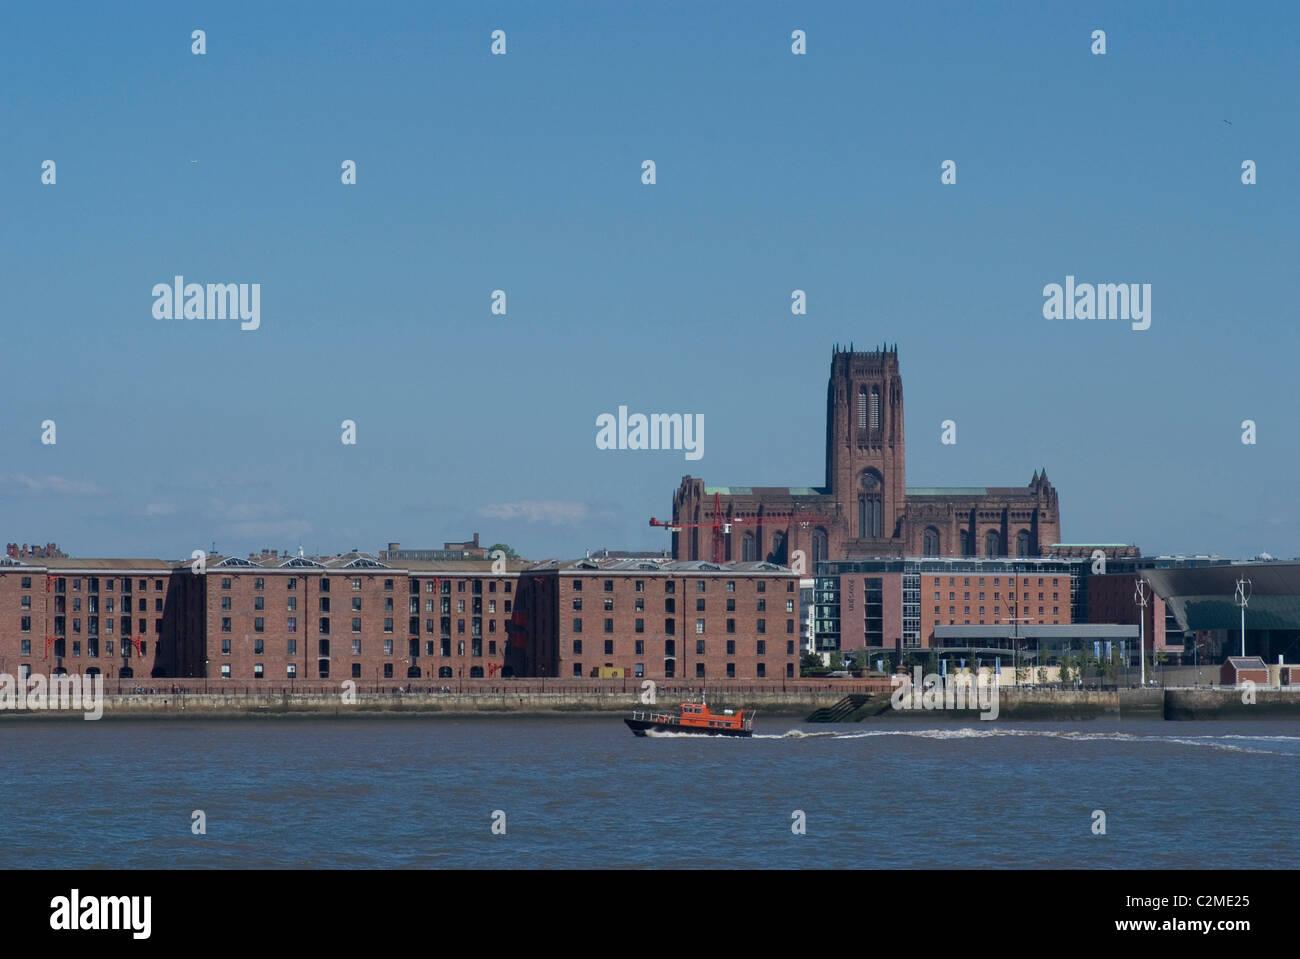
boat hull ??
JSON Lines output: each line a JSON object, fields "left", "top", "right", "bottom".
{"left": 624, "top": 718, "right": 752, "bottom": 738}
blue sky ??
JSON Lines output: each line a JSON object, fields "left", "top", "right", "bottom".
{"left": 2, "top": 1, "right": 1297, "bottom": 561}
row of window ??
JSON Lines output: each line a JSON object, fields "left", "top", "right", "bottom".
{"left": 17, "top": 639, "right": 145, "bottom": 657}
{"left": 21, "top": 616, "right": 160, "bottom": 635}
{"left": 48, "top": 596, "right": 162, "bottom": 613}
{"left": 937, "top": 606, "right": 1060, "bottom": 617}
{"left": 218, "top": 576, "right": 514, "bottom": 595}
{"left": 935, "top": 592, "right": 1060, "bottom": 602}
{"left": 932, "top": 576, "right": 1062, "bottom": 587}
{"left": 215, "top": 662, "right": 482, "bottom": 679}
{"left": 574, "top": 638, "right": 795, "bottom": 656}
{"left": 48, "top": 578, "right": 165, "bottom": 593}
{"left": 574, "top": 597, "right": 794, "bottom": 613}
{"left": 215, "top": 637, "right": 500, "bottom": 658}
{"left": 573, "top": 661, "right": 793, "bottom": 678}
{"left": 572, "top": 618, "right": 796, "bottom": 634}
{"left": 217, "top": 615, "right": 500, "bottom": 636}
{"left": 572, "top": 579, "right": 791, "bottom": 593}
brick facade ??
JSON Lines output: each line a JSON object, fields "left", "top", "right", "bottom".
{"left": 511, "top": 560, "right": 801, "bottom": 681}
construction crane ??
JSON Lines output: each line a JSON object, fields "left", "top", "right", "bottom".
{"left": 649, "top": 491, "right": 836, "bottom": 564}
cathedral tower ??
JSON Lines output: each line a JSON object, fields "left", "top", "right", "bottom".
{"left": 825, "top": 344, "right": 906, "bottom": 547}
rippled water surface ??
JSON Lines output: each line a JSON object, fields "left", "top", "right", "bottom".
{"left": 2, "top": 717, "right": 1296, "bottom": 868}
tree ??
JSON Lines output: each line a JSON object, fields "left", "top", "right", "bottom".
{"left": 1057, "top": 651, "right": 1074, "bottom": 686}
{"left": 1103, "top": 649, "right": 1119, "bottom": 685}
{"left": 1078, "top": 648, "right": 1097, "bottom": 685}
{"left": 488, "top": 543, "right": 520, "bottom": 559}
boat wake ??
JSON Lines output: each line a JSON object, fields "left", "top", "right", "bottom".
{"left": 767, "top": 727, "right": 1296, "bottom": 755}
{"left": 641, "top": 726, "right": 1297, "bottom": 755}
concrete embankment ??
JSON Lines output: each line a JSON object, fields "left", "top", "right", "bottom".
{"left": 2, "top": 688, "right": 830, "bottom": 721}
{"left": 875, "top": 687, "right": 1297, "bottom": 720}
{"left": 2, "top": 686, "right": 1297, "bottom": 721}
{"left": 1164, "top": 688, "right": 1300, "bottom": 720}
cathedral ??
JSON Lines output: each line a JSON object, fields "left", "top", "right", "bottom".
{"left": 669, "top": 345, "right": 1061, "bottom": 566}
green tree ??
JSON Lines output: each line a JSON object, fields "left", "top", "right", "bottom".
{"left": 488, "top": 543, "right": 520, "bottom": 559}
{"left": 1078, "top": 648, "right": 1098, "bottom": 684}
{"left": 1057, "top": 651, "right": 1073, "bottom": 686}
{"left": 1103, "top": 650, "right": 1119, "bottom": 685}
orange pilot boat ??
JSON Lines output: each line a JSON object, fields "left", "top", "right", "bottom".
{"left": 625, "top": 693, "right": 755, "bottom": 738}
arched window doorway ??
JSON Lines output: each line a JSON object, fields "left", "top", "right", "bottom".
{"left": 960, "top": 529, "right": 971, "bottom": 557}
{"left": 1016, "top": 530, "right": 1031, "bottom": 558}
{"left": 768, "top": 530, "right": 787, "bottom": 565}
{"left": 985, "top": 531, "right": 1002, "bottom": 558}
{"left": 923, "top": 527, "right": 940, "bottom": 557}
{"left": 812, "top": 528, "right": 829, "bottom": 567}
{"left": 742, "top": 532, "right": 756, "bottom": 562}
{"left": 438, "top": 666, "right": 453, "bottom": 678}
{"left": 859, "top": 470, "right": 883, "bottom": 538}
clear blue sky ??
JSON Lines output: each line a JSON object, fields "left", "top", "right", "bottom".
{"left": 2, "top": 1, "right": 1297, "bottom": 561}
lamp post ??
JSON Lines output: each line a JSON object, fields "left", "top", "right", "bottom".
{"left": 1234, "top": 577, "right": 1251, "bottom": 657}
{"left": 1134, "top": 578, "right": 1147, "bottom": 687}
{"left": 1000, "top": 594, "right": 1030, "bottom": 687}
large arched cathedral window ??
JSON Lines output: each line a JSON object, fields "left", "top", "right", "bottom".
{"left": 858, "top": 470, "right": 883, "bottom": 538}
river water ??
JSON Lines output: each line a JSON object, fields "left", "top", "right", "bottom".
{"left": 2, "top": 717, "right": 1296, "bottom": 868}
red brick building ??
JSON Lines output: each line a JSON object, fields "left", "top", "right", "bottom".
{"left": 670, "top": 345, "right": 1062, "bottom": 565}
{"left": 1084, "top": 572, "right": 1172, "bottom": 658}
{"left": 0, "top": 556, "right": 200, "bottom": 680}
{"left": 199, "top": 552, "right": 523, "bottom": 681}
{"left": 5, "top": 550, "right": 800, "bottom": 684}
{"left": 510, "top": 559, "right": 801, "bottom": 680}
{"left": 815, "top": 558, "right": 1077, "bottom": 657}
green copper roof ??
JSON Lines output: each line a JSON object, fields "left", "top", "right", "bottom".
{"left": 704, "top": 486, "right": 826, "bottom": 496}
